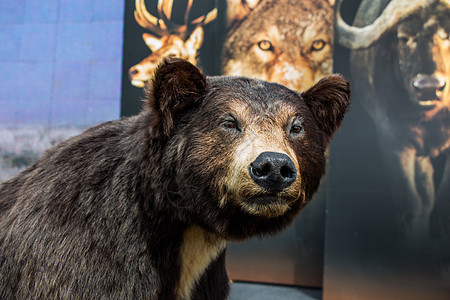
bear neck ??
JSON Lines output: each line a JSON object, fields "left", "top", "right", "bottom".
{"left": 133, "top": 113, "right": 228, "bottom": 299}
{"left": 177, "top": 225, "right": 227, "bottom": 300}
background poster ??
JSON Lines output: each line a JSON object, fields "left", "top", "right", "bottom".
{"left": 121, "top": 0, "right": 335, "bottom": 287}
{"left": 324, "top": 0, "right": 450, "bottom": 299}
{"left": 0, "top": 0, "right": 124, "bottom": 181}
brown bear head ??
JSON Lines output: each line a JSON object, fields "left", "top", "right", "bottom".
{"left": 144, "top": 58, "right": 350, "bottom": 240}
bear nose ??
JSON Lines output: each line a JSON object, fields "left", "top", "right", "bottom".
{"left": 249, "top": 152, "right": 297, "bottom": 192}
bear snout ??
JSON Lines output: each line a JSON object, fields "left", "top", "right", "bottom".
{"left": 249, "top": 151, "right": 297, "bottom": 192}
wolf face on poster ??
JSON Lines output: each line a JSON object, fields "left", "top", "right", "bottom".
{"left": 336, "top": 0, "right": 450, "bottom": 242}
{"left": 221, "top": 0, "right": 334, "bottom": 92}
{"left": 122, "top": 0, "right": 336, "bottom": 287}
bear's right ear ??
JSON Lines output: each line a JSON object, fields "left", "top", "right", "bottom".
{"left": 144, "top": 57, "right": 206, "bottom": 138}
{"left": 301, "top": 74, "right": 351, "bottom": 141}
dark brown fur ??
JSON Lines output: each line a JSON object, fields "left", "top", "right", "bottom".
{"left": 0, "top": 58, "right": 350, "bottom": 299}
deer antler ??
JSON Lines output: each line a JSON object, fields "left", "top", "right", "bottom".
{"left": 130, "top": 0, "right": 216, "bottom": 88}
{"left": 134, "top": 0, "right": 217, "bottom": 39}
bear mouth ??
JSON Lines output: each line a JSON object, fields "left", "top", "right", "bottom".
{"left": 247, "top": 195, "right": 284, "bottom": 205}
{"left": 239, "top": 195, "right": 290, "bottom": 218}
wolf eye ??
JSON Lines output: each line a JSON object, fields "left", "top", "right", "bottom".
{"left": 258, "top": 40, "right": 273, "bottom": 51}
{"left": 311, "top": 39, "right": 325, "bottom": 51}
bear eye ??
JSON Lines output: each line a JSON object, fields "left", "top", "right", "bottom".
{"left": 224, "top": 121, "right": 237, "bottom": 129}
{"left": 311, "top": 39, "right": 326, "bottom": 51}
{"left": 258, "top": 40, "right": 273, "bottom": 51}
{"left": 290, "top": 121, "right": 304, "bottom": 135}
{"left": 222, "top": 119, "right": 241, "bottom": 132}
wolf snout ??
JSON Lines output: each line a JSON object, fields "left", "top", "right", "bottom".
{"left": 249, "top": 152, "right": 297, "bottom": 192}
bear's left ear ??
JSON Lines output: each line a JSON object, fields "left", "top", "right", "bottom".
{"left": 144, "top": 57, "right": 206, "bottom": 138}
{"left": 301, "top": 74, "right": 351, "bottom": 140}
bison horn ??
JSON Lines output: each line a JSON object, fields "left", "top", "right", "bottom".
{"left": 336, "top": 0, "right": 437, "bottom": 49}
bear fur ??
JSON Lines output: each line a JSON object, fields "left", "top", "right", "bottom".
{"left": 0, "top": 58, "right": 350, "bottom": 299}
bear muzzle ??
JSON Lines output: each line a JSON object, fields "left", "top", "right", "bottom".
{"left": 224, "top": 148, "right": 301, "bottom": 218}
{"left": 249, "top": 151, "right": 297, "bottom": 193}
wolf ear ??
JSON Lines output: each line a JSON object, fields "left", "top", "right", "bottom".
{"left": 144, "top": 57, "right": 206, "bottom": 138}
{"left": 301, "top": 74, "right": 350, "bottom": 140}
